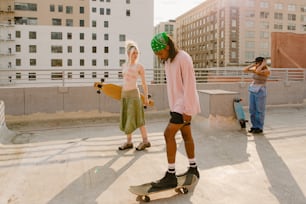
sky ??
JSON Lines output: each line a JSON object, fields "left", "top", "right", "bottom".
{"left": 154, "top": 0, "right": 205, "bottom": 25}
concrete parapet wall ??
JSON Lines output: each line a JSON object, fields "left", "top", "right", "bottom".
{"left": 0, "top": 81, "right": 305, "bottom": 116}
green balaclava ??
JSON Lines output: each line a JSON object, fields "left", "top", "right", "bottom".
{"left": 151, "top": 32, "right": 169, "bottom": 52}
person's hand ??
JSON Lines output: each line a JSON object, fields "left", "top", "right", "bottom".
{"left": 183, "top": 113, "right": 191, "bottom": 123}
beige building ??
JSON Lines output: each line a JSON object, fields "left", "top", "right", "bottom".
{"left": 175, "top": 0, "right": 306, "bottom": 68}
{"left": 0, "top": 0, "right": 153, "bottom": 85}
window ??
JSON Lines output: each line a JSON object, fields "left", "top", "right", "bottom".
{"left": 67, "top": 46, "right": 72, "bottom": 53}
{"left": 260, "top": 2, "right": 269, "bottom": 8}
{"left": 50, "top": 5, "right": 55, "bottom": 12}
{"left": 92, "top": 7, "right": 96, "bottom": 13}
{"left": 51, "top": 59, "right": 63, "bottom": 67}
{"left": 15, "top": 3, "right": 37, "bottom": 11}
{"left": 104, "top": 21, "right": 109, "bottom": 27}
{"left": 67, "top": 59, "right": 72, "bottom": 66}
{"left": 16, "top": 59, "right": 21, "bottom": 66}
{"left": 51, "top": 72, "right": 63, "bottom": 80}
{"left": 260, "top": 12, "right": 269, "bottom": 19}
{"left": 16, "top": 45, "right": 21, "bottom": 52}
{"left": 92, "top": 72, "right": 97, "bottom": 78}
{"left": 119, "top": 47, "right": 125, "bottom": 54}
{"left": 288, "top": 4, "right": 296, "bottom": 12}
{"left": 30, "top": 59, "right": 36, "bottom": 66}
{"left": 92, "top": 46, "right": 97, "bottom": 53}
{"left": 100, "top": 8, "right": 104, "bottom": 15}
{"left": 106, "top": 8, "right": 111, "bottom": 15}
{"left": 288, "top": 24, "right": 296, "bottom": 30}
{"left": 80, "top": 7, "right": 84, "bottom": 14}
{"left": 260, "top": 31, "right": 269, "bottom": 39}
{"left": 80, "top": 71, "right": 85, "bottom": 78}
{"left": 119, "top": 34, "right": 126, "bottom": 41}
{"left": 288, "top": 14, "right": 296, "bottom": 21}
{"left": 51, "top": 46, "right": 63, "bottom": 53}
{"left": 51, "top": 32, "right": 62, "bottom": 40}
{"left": 66, "top": 19, "right": 73, "bottom": 26}
{"left": 126, "top": 9, "right": 130, "bottom": 16}
{"left": 28, "top": 72, "right": 36, "bottom": 80}
{"left": 274, "top": 24, "right": 283, "bottom": 30}
{"left": 92, "top": 33, "right": 97, "bottom": 40}
{"left": 68, "top": 72, "right": 72, "bottom": 79}
{"left": 52, "top": 18, "right": 62, "bottom": 26}
{"left": 104, "top": 47, "right": 109, "bottom": 53}
{"left": 274, "top": 12, "right": 283, "bottom": 20}
{"left": 92, "top": 60, "right": 97, "bottom": 66}
{"left": 16, "top": 73, "right": 21, "bottom": 79}
{"left": 29, "top": 45, "right": 36, "bottom": 53}
{"left": 104, "top": 71, "right": 109, "bottom": 78}
{"left": 16, "top": 31, "right": 21, "bottom": 38}
{"left": 80, "top": 46, "right": 85, "bottom": 53}
{"left": 58, "top": 5, "right": 63, "bottom": 12}
{"left": 67, "top": 33, "right": 72, "bottom": 39}
{"left": 104, "top": 59, "right": 109, "bottom": 66}
{"left": 126, "top": 0, "right": 130, "bottom": 4}
{"left": 29, "top": 31, "right": 36, "bottom": 39}
{"left": 80, "top": 33, "right": 85, "bottom": 40}
{"left": 80, "top": 20, "right": 85, "bottom": 27}
{"left": 274, "top": 3, "right": 283, "bottom": 10}
{"left": 80, "top": 60, "right": 85, "bottom": 66}
{"left": 66, "top": 6, "right": 73, "bottom": 14}
{"left": 104, "top": 34, "right": 109, "bottom": 40}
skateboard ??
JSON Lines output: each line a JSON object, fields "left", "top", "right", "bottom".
{"left": 93, "top": 79, "right": 154, "bottom": 107}
{"left": 233, "top": 98, "right": 248, "bottom": 128}
{"left": 129, "top": 174, "right": 198, "bottom": 202}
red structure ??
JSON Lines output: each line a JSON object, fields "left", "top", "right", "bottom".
{"left": 271, "top": 32, "right": 306, "bottom": 68}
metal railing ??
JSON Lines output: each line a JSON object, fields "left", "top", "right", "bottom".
{"left": 0, "top": 67, "right": 305, "bottom": 87}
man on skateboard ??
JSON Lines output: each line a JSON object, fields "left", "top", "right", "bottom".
{"left": 150, "top": 32, "right": 201, "bottom": 190}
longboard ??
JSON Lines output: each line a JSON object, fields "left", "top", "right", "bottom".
{"left": 129, "top": 174, "right": 198, "bottom": 202}
{"left": 93, "top": 80, "right": 154, "bottom": 107}
{"left": 233, "top": 98, "right": 248, "bottom": 128}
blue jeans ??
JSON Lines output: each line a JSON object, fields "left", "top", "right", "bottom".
{"left": 249, "top": 86, "right": 267, "bottom": 130}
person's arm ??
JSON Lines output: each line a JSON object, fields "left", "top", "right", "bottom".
{"left": 255, "top": 60, "right": 270, "bottom": 77}
{"left": 243, "top": 63, "right": 256, "bottom": 73}
{"left": 138, "top": 64, "right": 149, "bottom": 105}
{"left": 181, "top": 54, "right": 197, "bottom": 118}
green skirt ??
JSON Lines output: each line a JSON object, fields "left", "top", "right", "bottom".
{"left": 120, "top": 89, "right": 145, "bottom": 134}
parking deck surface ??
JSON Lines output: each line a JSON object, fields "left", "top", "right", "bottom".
{"left": 1, "top": 106, "right": 306, "bottom": 204}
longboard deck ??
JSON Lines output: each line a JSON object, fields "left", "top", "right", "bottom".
{"left": 129, "top": 174, "right": 198, "bottom": 202}
{"left": 94, "top": 82, "right": 154, "bottom": 107}
{"left": 234, "top": 98, "right": 247, "bottom": 128}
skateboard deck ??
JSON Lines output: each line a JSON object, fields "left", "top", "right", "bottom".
{"left": 93, "top": 81, "right": 154, "bottom": 107}
{"left": 233, "top": 98, "right": 248, "bottom": 128}
{"left": 129, "top": 174, "right": 198, "bottom": 202}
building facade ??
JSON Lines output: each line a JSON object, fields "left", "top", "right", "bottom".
{"left": 175, "top": 0, "right": 306, "bottom": 68}
{"left": 0, "top": 0, "right": 153, "bottom": 85}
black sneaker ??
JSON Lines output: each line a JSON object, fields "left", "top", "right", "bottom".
{"left": 253, "top": 128, "right": 263, "bottom": 134}
{"left": 248, "top": 127, "right": 255, "bottom": 133}
{"left": 177, "top": 167, "right": 200, "bottom": 179}
{"left": 150, "top": 172, "right": 177, "bottom": 190}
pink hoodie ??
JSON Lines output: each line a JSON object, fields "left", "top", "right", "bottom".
{"left": 164, "top": 50, "right": 201, "bottom": 116}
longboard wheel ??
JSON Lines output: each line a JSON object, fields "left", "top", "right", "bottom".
{"left": 136, "top": 195, "right": 150, "bottom": 202}
{"left": 175, "top": 187, "right": 189, "bottom": 194}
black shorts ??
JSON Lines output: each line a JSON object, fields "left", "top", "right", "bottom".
{"left": 169, "top": 112, "right": 184, "bottom": 124}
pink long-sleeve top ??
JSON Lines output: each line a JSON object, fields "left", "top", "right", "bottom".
{"left": 164, "top": 50, "right": 201, "bottom": 116}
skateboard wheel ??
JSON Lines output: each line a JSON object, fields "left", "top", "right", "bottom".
{"left": 136, "top": 195, "right": 150, "bottom": 202}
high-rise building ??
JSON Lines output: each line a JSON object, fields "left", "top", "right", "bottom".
{"left": 0, "top": 0, "right": 153, "bottom": 85}
{"left": 175, "top": 0, "right": 306, "bottom": 68}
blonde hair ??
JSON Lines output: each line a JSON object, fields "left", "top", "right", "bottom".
{"left": 125, "top": 40, "right": 139, "bottom": 64}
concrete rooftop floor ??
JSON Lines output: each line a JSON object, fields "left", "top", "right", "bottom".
{"left": 1, "top": 105, "right": 306, "bottom": 204}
